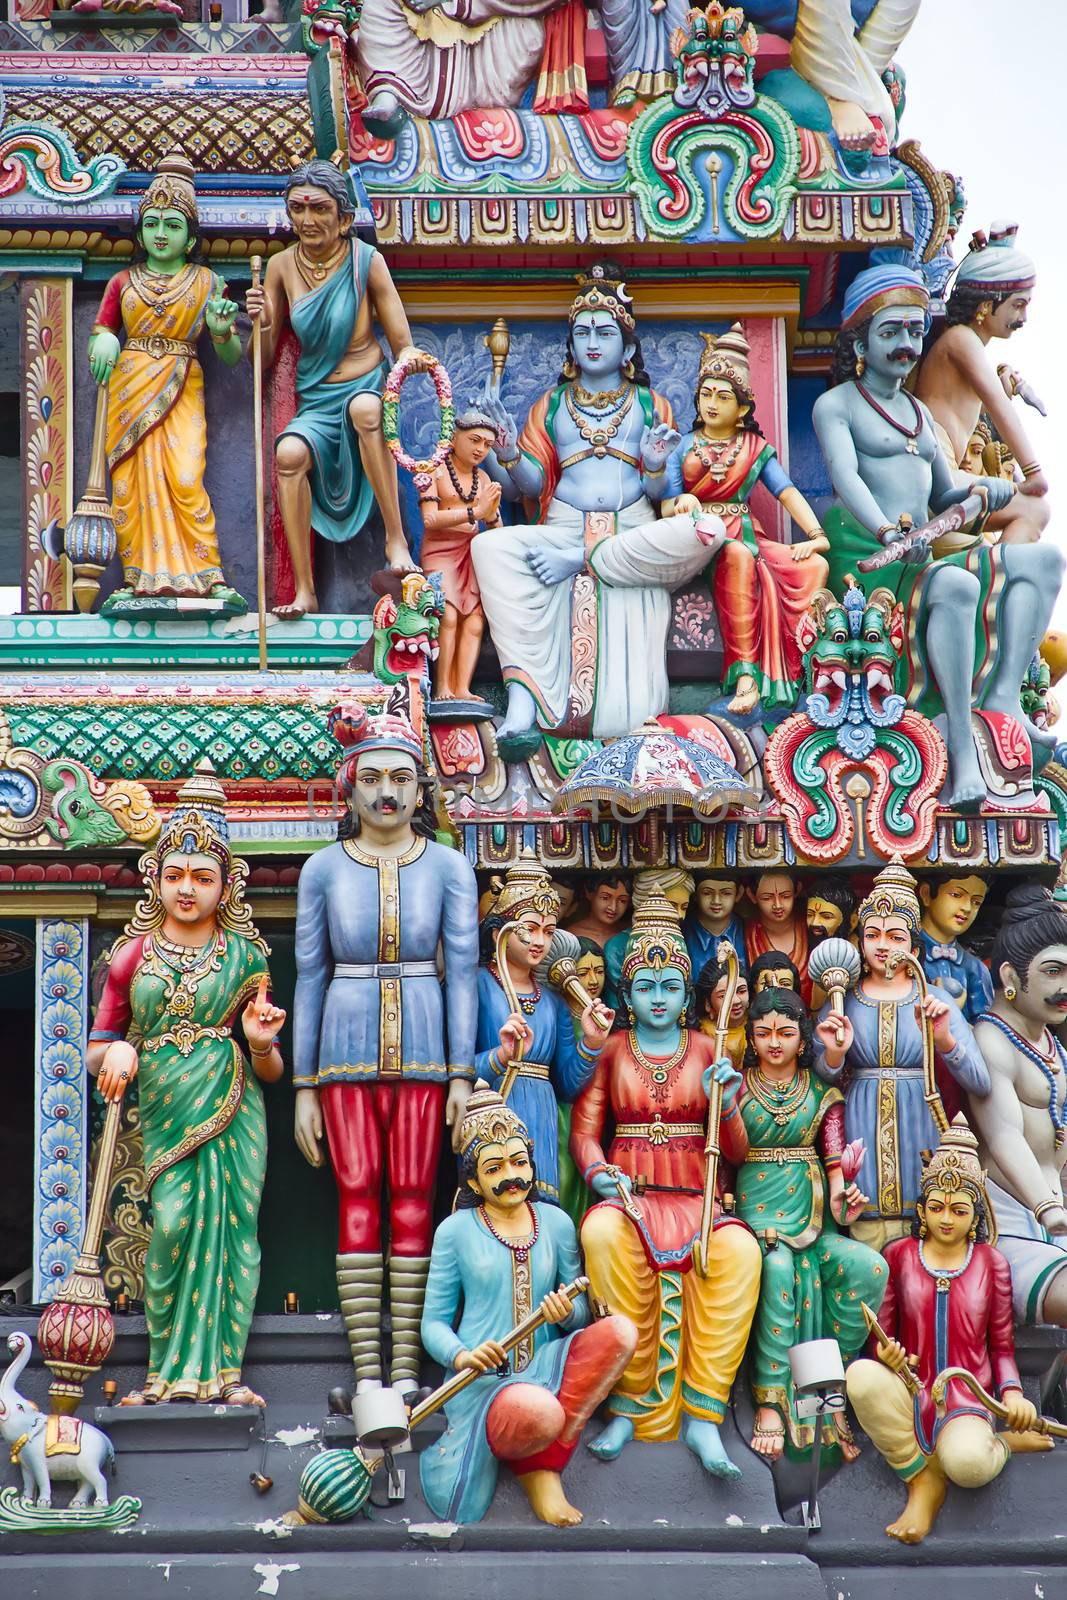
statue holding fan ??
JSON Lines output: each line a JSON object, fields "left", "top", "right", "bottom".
{"left": 813, "top": 861, "right": 989, "bottom": 1252}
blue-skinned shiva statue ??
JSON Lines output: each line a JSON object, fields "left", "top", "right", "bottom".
{"left": 473, "top": 266, "right": 726, "bottom": 744}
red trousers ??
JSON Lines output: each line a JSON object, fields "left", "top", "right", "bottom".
{"left": 321, "top": 1080, "right": 445, "bottom": 1256}
{"left": 485, "top": 1315, "right": 636, "bottom": 1475}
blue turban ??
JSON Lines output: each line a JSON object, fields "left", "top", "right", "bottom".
{"left": 842, "top": 264, "right": 929, "bottom": 330}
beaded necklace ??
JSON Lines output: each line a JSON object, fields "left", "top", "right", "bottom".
{"left": 479, "top": 1202, "right": 539, "bottom": 1263}
{"left": 489, "top": 962, "right": 541, "bottom": 1015}
{"left": 918, "top": 1237, "right": 974, "bottom": 1293}
{"left": 692, "top": 431, "right": 745, "bottom": 483}
{"left": 976, "top": 1011, "right": 1067, "bottom": 1144}
{"left": 445, "top": 457, "right": 480, "bottom": 506}
{"left": 855, "top": 382, "right": 924, "bottom": 454}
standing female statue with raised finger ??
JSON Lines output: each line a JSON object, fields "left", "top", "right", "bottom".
{"left": 88, "top": 154, "right": 245, "bottom": 611}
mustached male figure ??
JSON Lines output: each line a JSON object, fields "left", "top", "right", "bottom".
{"left": 420, "top": 1089, "right": 636, "bottom": 1526}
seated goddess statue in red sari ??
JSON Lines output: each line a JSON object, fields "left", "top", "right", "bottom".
{"left": 662, "top": 325, "right": 830, "bottom": 716}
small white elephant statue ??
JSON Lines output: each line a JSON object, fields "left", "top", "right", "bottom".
{"left": 0, "top": 1331, "right": 114, "bottom": 1509}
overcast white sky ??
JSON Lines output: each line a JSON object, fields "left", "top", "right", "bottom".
{"left": 901, "top": 0, "right": 1067, "bottom": 655}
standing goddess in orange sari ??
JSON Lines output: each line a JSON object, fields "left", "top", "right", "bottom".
{"left": 88, "top": 155, "right": 244, "bottom": 609}
{"left": 662, "top": 325, "right": 829, "bottom": 715}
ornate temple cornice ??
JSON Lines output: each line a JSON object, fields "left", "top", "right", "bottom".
{"left": 0, "top": 52, "right": 919, "bottom": 252}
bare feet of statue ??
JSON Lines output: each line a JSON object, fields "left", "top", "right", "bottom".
{"left": 588, "top": 1415, "right": 633, "bottom": 1461}
{"left": 220, "top": 1383, "right": 266, "bottom": 1407}
{"left": 834, "top": 1413, "right": 861, "bottom": 1463}
{"left": 385, "top": 532, "right": 418, "bottom": 573}
{"left": 826, "top": 97, "right": 879, "bottom": 152}
{"left": 728, "top": 675, "right": 760, "bottom": 716}
{"left": 944, "top": 750, "right": 987, "bottom": 812}
{"left": 1004, "top": 1429, "right": 1055, "bottom": 1454}
{"left": 496, "top": 682, "right": 539, "bottom": 740}
{"left": 273, "top": 588, "right": 318, "bottom": 621}
{"left": 750, "top": 1406, "right": 786, "bottom": 1462}
{"left": 526, "top": 544, "right": 585, "bottom": 588}
{"left": 682, "top": 1416, "right": 742, "bottom": 1480}
{"left": 518, "top": 1469, "right": 584, "bottom": 1526}
{"left": 885, "top": 1465, "right": 946, "bottom": 1544}
{"left": 117, "top": 1389, "right": 151, "bottom": 1407}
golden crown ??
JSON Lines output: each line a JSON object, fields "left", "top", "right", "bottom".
{"left": 140, "top": 152, "right": 199, "bottom": 227}
{"left": 621, "top": 891, "right": 692, "bottom": 983}
{"left": 458, "top": 1087, "right": 531, "bottom": 1160}
{"left": 922, "top": 1115, "right": 986, "bottom": 1195}
{"left": 857, "top": 856, "right": 921, "bottom": 937}
{"left": 155, "top": 760, "right": 230, "bottom": 871}
{"left": 570, "top": 265, "right": 636, "bottom": 333}
{"left": 486, "top": 848, "right": 562, "bottom": 924}
{"left": 697, "top": 322, "right": 753, "bottom": 401}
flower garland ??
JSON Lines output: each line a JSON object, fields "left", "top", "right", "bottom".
{"left": 382, "top": 353, "right": 455, "bottom": 493}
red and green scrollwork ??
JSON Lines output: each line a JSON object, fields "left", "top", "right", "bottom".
{"left": 764, "top": 583, "right": 947, "bottom": 863}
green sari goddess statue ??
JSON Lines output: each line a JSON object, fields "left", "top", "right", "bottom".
{"left": 735, "top": 986, "right": 887, "bottom": 1462}
{"left": 87, "top": 763, "right": 286, "bottom": 1406}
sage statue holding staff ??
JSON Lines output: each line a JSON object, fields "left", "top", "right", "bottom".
{"left": 245, "top": 160, "right": 432, "bottom": 617}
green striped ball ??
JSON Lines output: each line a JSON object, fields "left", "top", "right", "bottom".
{"left": 297, "top": 1449, "right": 372, "bottom": 1524}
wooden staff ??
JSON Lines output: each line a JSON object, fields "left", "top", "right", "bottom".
{"left": 693, "top": 941, "right": 739, "bottom": 1277}
{"left": 887, "top": 950, "right": 949, "bottom": 1135}
{"left": 250, "top": 255, "right": 268, "bottom": 672}
{"left": 493, "top": 919, "right": 528, "bottom": 1102}
{"left": 408, "top": 1276, "right": 589, "bottom": 1430}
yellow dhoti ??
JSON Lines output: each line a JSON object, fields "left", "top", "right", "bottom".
{"left": 846, "top": 1359, "right": 1010, "bottom": 1487}
{"left": 581, "top": 1205, "right": 761, "bottom": 1438}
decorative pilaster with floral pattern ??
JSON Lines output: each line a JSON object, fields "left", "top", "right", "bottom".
{"left": 21, "top": 279, "right": 73, "bottom": 612}
{"left": 32, "top": 918, "right": 90, "bottom": 1302}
